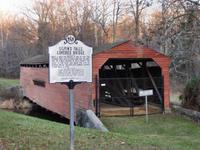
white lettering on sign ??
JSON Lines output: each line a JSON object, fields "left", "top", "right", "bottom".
{"left": 48, "top": 35, "right": 92, "bottom": 83}
{"left": 139, "top": 90, "right": 153, "bottom": 97}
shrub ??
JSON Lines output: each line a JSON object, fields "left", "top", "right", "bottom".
{"left": 181, "top": 76, "right": 200, "bottom": 111}
{"left": 0, "top": 86, "right": 23, "bottom": 100}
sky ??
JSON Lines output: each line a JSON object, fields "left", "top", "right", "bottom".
{"left": 0, "top": 0, "right": 161, "bottom": 16}
{"left": 0, "top": 0, "right": 32, "bottom": 14}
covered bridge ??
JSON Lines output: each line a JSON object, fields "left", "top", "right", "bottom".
{"left": 20, "top": 40, "right": 170, "bottom": 119}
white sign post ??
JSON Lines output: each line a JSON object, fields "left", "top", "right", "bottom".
{"left": 48, "top": 35, "right": 92, "bottom": 150}
{"left": 139, "top": 89, "right": 153, "bottom": 123}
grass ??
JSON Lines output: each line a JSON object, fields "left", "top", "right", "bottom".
{"left": 102, "top": 114, "right": 200, "bottom": 150}
{"left": 0, "top": 78, "right": 19, "bottom": 88}
{"left": 0, "top": 109, "right": 200, "bottom": 150}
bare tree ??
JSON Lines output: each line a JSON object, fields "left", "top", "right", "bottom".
{"left": 111, "top": 0, "right": 124, "bottom": 42}
{"left": 65, "top": 0, "right": 94, "bottom": 44}
{"left": 145, "top": 0, "right": 200, "bottom": 82}
{"left": 22, "top": 0, "right": 63, "bottom": 54}
{"left": 0, "top": 15, "right": 37, "bottom": 77}
{"left": 129, "top": 0, "right": 153, "bottom": 42}
{"left": 91, "top": 0, "right": 112, "bottom": 45}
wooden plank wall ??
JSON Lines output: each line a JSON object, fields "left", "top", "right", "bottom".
{"left": 92, "top": 41, "right": 170, "bottom": 111}
{"left": 20, "top": 67, "right": 93, "bottom": 120}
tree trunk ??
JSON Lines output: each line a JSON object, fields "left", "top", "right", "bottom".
{"left": 94, "top": 24, "right": 98, "bottom": 47}
{"left": 135, "top": 0, "right": 139, "bottom": 42}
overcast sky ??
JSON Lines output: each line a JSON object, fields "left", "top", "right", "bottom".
{"left": 0, "top": 0, "right": 32, "bottom": 14}
{"left": 0, "top": 0, "right": 161, "bottom": 17}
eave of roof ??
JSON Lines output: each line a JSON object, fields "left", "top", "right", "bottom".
{"left": 93, "top": 40, "right": 130, "bottom": 54}
{"left": 20, "top": 55, "right": 48, "bottom": 65}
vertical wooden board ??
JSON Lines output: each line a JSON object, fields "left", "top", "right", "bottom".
{"left": 92, "top": 41, "right": 170, "bottom": 111}
{"left": 20, "top": 67, "right": 93, "bottom": 120}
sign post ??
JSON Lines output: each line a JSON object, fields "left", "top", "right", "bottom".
{"left": 145, "top": 95, "right": 148, "bottom": 123}
{"left": 48, "top": 35, "right": 92, "bottom": 150}
{"left": 66, "top": 80, "right": 76, "bottom": 150}
{"left": 139, "top": 89, "right": 153, "bottom": 123}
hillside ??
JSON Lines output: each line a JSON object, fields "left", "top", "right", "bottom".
{"left": 0, "top": 109, "right": 155, "bottom": 150}
{"left": 0, "top": 78, "right": 19, "bottom": 89}
{"left": 0, "top": 109, "right": 200, "bottom": 150}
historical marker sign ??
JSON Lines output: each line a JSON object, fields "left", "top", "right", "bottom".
{"left": 49, "top": 35, "right": 92, "bottom": 83}
{"left": 49, "top": 35, "right": 93, "bottom": 150}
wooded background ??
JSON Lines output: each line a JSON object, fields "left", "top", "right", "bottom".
{"left": 0, "top": 0, "right": 199, "bottom": 85}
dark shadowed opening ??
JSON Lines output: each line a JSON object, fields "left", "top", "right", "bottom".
{"left": 97, "top": 58, "right": 164, "bottom": 116}
{"left": 29, "top": 104, "right": 70, "bottom": 124}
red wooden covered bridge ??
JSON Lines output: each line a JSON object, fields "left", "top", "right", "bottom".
{"left": 20, "top": 40, "right": 170, "bottom": 119}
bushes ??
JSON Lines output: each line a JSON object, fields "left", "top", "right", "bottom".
{"left": 0, "top": 78, "right": 20, "bottom": 100}
{"left": 0, "top": 86, "right": 32, "bottom": 114}
{"left": 181, "top": 77, "right": 200, "bottom": 111}
{"left": 0, "top": 86, "right": 23, "bottom": 100}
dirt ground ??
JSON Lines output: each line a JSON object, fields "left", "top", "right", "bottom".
{"left": 0, "top": 139, "right": 6, "bottom": 150}
{"left": 0, "top": 98, "right": 32, "bottom": 114}
{"left": 0, "top": 99, "right": 15, "bottom": 110}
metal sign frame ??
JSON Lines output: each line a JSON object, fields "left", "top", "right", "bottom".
{"left": 139, "top": 89, "right": 153, "bottom": 97}
{"left": 139, "top": 89, "right": 153, "bottom": 123}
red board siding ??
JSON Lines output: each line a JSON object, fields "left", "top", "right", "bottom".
{"left": 92, "top": 41, "right": 170, "bottom": 111}
{"left": 20, "top": 67, "right": 93, "bottom": 120}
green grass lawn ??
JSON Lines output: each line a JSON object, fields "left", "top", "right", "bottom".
{"left": 0, "top": 109, "right": 200, "bottom": 150}
{"left": 102, "top": 114, "right": 200, "bottom": 150}
{"left": 0, "top": 78, "right": 19, "bottom": 88}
